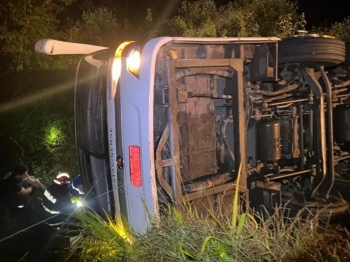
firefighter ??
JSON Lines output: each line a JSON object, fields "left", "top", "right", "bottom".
{"left": 41, "top": 172, "right": 73, "bottom": 227}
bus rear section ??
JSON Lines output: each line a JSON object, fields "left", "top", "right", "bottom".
{"left": 115, "top": 37, "right": 283, "bottom": 233}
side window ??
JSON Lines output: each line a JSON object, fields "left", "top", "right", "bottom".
{"left": 76, "top": 52, "right": 108, "bottom": 155}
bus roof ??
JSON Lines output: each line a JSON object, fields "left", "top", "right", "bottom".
{"left": 35, "top": 37, "right": 280, "bottom": 56}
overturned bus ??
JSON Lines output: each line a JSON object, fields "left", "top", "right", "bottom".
{"left": 35, "top": 33, "right": 350, "bottom": 233}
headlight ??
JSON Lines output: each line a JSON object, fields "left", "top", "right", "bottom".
{"left": 127, "top": 48, "right": 141, "bottom": 77}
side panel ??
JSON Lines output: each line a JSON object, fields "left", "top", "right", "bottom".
{"left": 106, "top": 56, "right": 121, "bottom": 217}
{"left": 106, "top": 41, "right": 134, "bottom": 221}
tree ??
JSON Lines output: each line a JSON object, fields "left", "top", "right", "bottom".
{"left": 240, "top": 0, "right": 306, "bottom": 38}
{"left": 0, "top": 0, "right": 76, "bottom": 72}
{"left": 164, "top": 0, "right": 219, "bottom": 37}
{"left": 63, "top": 7, "right": 121, "bottom": 46}
{"left": 217, "top": 1, "right": 260, "bottom": 37}
{"left": 137, "top": 8, "right": 158, "bottom": 40}
{"left": 319, "top": 17, "right": 350, "bottom": 41}
{"left": 145, "top": 0, "right": 306, "bottom": 39}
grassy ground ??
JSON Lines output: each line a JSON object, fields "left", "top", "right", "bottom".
{"left": 68, "top": 163, "right": 350, "bottom": 262}
{"left": 68, "top": 201, "right": 350, "bottom": 262}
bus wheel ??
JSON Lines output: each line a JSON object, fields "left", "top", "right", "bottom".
{"left": 279, "top": 34, "right": 346, "bottom": 67}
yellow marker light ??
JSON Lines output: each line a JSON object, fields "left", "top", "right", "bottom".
{"left": 112, "top": 41, "right": 134, "bottom": 83}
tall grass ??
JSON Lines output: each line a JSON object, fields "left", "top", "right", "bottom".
{"left": 68, "top": 210, "right": 132, "bottom": 262}
{"left": 69, "top": 204, "right": 350, "bottom": 262}
{"left": 68, "top": 162, "right": 350, "bottom": 261}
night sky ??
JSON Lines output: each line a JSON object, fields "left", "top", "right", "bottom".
{"left": 297, "top": 0, "right": 350, "bottom": 28}
{"left": 106, "top": 0, "right": 350, "bottom": 29}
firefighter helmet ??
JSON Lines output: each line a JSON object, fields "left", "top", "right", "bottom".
{"left": 53, "top": 172, "right": 71, "bottom": 185}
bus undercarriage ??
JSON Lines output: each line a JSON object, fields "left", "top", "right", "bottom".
{"left": 153, "top": 35, "right": 350, "bottom": 218}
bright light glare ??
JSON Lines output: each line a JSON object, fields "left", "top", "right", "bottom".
{"left": 18, "top": 205, "right": 24, "bottom": 209}
{"left": 46, "top": 125, "right": 62, "bottom": 147}
{"left": 112, "top": 58, "right": 121, "bottom": 83}
{"left": 127, "top": 49, "right": 141, "bottom": 75}
{"left": 111, "top": 41, "right": 133, "bottom": 84}
{"left": 76, "top": 200, "right": 84, "bottom": 208}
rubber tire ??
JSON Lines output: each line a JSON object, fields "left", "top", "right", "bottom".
{"left": 279, "top": 37, "right": 346, "bottom": 67}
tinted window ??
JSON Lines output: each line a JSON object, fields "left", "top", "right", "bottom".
{"left": 75, "top": 52, "right": 109, "bottom": 155}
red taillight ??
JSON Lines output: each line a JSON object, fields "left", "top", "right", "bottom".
{"left": 129, "top": 145, "right": 142, "bottom": 187}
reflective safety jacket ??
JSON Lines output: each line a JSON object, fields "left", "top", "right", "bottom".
{"left": 42, "top": 183, "right": 72, "bottom": 216}
{"left": 68, "top": 175, "right": 84, "bottom": 197}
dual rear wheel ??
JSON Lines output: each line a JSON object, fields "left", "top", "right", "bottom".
{"left": 278, "top": 33, "right": 346, "bottom": 67}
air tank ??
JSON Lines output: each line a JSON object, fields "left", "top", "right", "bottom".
{"left": 279, "top": 118, "right": 293, "bottom": 155}
{"left": 257, "top": 118, "right": 282, "bottom": 163}
{"left": 334, "top": 105, "right": 350, "bottom": 143}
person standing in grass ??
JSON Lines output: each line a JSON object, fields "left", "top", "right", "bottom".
{"left": 0, "top": 165, "right": 46, "bottom": 233}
